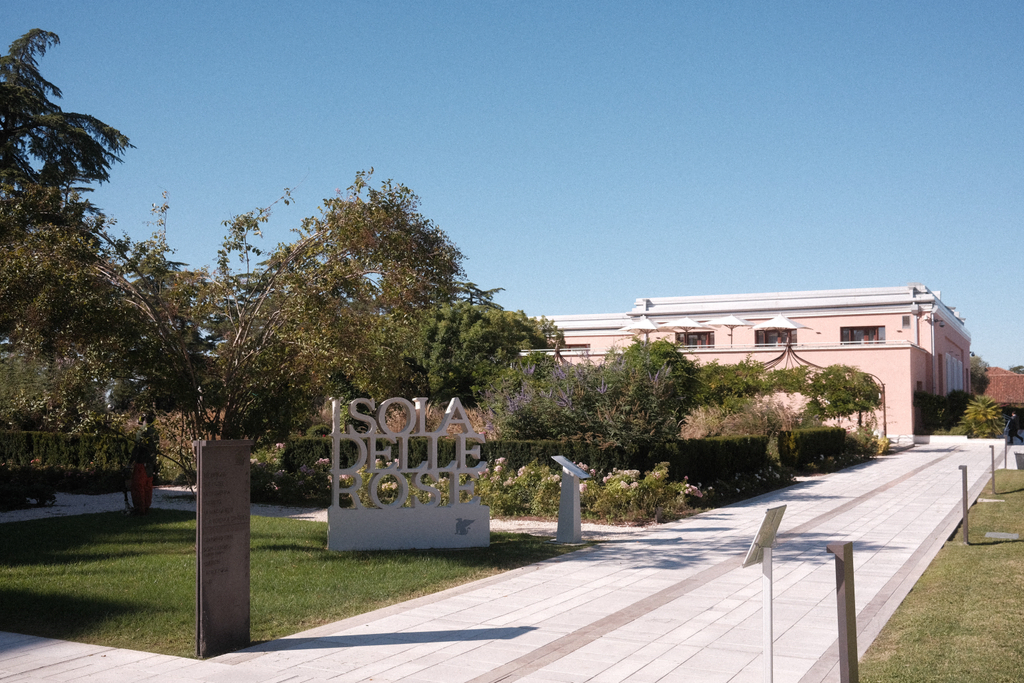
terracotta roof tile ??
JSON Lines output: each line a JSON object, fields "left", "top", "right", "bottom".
{"left": 986, "top": 368, "right": 1024, "bottom": 404}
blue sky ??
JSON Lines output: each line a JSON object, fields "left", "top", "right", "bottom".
{"left": 6, "top": 2, "right": 1023, "bottom": 367}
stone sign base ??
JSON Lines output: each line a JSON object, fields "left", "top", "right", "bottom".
{"left": 328, "top": 505, "right": 490, "bottom": 551}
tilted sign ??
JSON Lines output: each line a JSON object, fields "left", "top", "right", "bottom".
{"left": 327, "top": 397, "right": 490, "bottom": 551}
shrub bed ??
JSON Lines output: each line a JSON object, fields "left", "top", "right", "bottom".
{"left": 278, "top": 434, "right": 771, "bottom": 490}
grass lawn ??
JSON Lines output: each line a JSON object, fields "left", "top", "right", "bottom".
{"left": 0, "top": 510, "right": 584, "bottom": 658}
{"left": 860, "top": 469, "right": 1024, "bottom": 683}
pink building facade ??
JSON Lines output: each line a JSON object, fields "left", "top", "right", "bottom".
{"left": 542, "top": 284, "right": 971, "bottom": 443}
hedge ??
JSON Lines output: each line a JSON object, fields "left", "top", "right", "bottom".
{"left": 914, "top": 390, "right": 971, "bottom": 433}
{"left": 282, "top": 434, "right": 769, "bottom": 486}
{"left": 776, "top": 428, "right": 846, "bottom": 468}
{"left": 0, "top": 431, "right": 134, "bottom": 472}
{"left": 281, "top": 436, "right": 460, "bottom": 472}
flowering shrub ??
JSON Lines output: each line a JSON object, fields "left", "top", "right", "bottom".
{"left": 695, "top": 464, "right": 791, "bottom": 506}
{"left": 477, "top": 458, "right": 704, "bottom": 524}
{"left": 476, "top": 459, "right": 562, "bottom": 517}
{"left": 588, "top": 462, "right": 702, "bottom": 524}
{"left": 250, "top": 456, "right": 331, "bottom": 506}
{"left": 481, "top": 341, "right": 699, "bottom": 451}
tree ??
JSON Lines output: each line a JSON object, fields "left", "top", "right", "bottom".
{"left": 0, "top": 29, "right": 133, "bottom": 428}
{"left": 971, "top": 355, "right": 991, "bottom": 394}
{"left": 693, "top": 357, "right": 768, "bottom": 410}
{"left": 0, "top": 185, "right": 120, "bottom": 352}
{"left": 1008, "top": 365, "right": 1024, "bottom": 375}
{"left": 94, "top": 172, "right": 464, "bottom": 449}
{"left": 0, "top": 185, "right": 139, "bottom": 434}
{"left": 483, "top": 340, "right": 696, "bottom": 450}
{"left": 414, "top": 301, "right": 546, "bottom": 404}
{"left": 454, "top": 281, "right": 504, "bottom": 308}
{"left": 805, "top": 365, "right": 881, "bottom": 425}
{"left": 0, "top": 30, "right": 131, "bottom": 190}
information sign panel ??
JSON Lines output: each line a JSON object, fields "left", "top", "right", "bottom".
{"left": 742, "top": 505, "right": 786, "bottom": 568}
{"left": 551, "top": 455, "right": 591, "bottom": 479}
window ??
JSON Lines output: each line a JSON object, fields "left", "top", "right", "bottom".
{"left": 902, "top": 315, "right": 911, "bottom": 330}
{"left": 676, "top": 331, "right": 715, "bottom": 347}
{"left": 563, "top": 344, "right": 590, "bottom": 351}
{"left": 841, "top": 326, "right": 885, "bottom": 343}
{"left": 755, "top": 329, "right": 797, "bottom": 346}
{"left": 945, "top": 354, "right": 964, "bottom": 393}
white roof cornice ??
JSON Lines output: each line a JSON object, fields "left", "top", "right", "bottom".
{"left": 544, "top": 284, "right": 970, "bottom": 339}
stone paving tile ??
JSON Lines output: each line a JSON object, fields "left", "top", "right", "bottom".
{"left": 658, "top": 665, "right": 734, "bottom": 683}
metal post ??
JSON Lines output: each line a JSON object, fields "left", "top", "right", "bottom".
{"left": 763, "top": 545, "right": 773, "bottom": 683}
{"left": 959, "top": 465, "right": 969, "bottom": 545}
{"left": 743, "top": 506, "right": 785, "bottom": 683}
{"left": 826, "top": 542, "right": 858, "bottom": 683}
{"left": 555, "top": 469, "right": 582, "bottom": 544}
{"left": 991, "top": 445, "right": 996, "bottom": 495}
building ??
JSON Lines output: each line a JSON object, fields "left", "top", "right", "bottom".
{"left": 542, "top": 284, "right": 971, "bottom": 442}
{"left": 984, "top": 367, "right": 1024, "bottom": 407}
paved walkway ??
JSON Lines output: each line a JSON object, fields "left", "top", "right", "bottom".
{"left": 0, "top": 440, "right": 1014, "bottom": 682}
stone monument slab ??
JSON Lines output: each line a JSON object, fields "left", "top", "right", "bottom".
{"left": 194, "top": 439, "right": 252, "bottom": 658}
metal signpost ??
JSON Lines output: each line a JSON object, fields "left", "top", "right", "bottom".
{"left": 991, "top": 445, "right": 997, "bottom": 495}
{"left": 826, "top": 542, "right": 858, "bottom": 683}
{"left": 743, "top": 505, "right": 787, "bottom": 683}
{"left": 551, "top": 455, "right": 591, "bottom": 544}
{"left": 959, "top": 465, "right": 969, "bottom": 545}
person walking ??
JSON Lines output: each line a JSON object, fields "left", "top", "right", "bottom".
{"left": 1006, "top": 411, "right": 1021, "bottom": 445}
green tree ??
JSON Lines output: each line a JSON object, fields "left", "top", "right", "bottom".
{"left": 1007, "top": 365, "right": 1024, "bottom": 375}
{"left": 620, "top": 338, "right": 678, "bottom": 372}
{"left": 0, "top": 184, "right": 141, "bottom": 434}
{"left": 414, "top": 301, "right": 546, "bottom": 404}
{"left": 0, "top": 30, "right": 131, "bottom": 190}
{"left": 454, "top": 281, "right": 504, "bottom": 308}
{"left": 0, "top": 29, "right": 134, "bottom": 433}
{"left": 0, "top": 186, "right": 122, "bottom": 353}
{"left": 971, "top": 355, "right": 991, "bottom": 394}
{"left": 765, "top": 366, "right": 811, "bottom": 394}
{"left": 484, "top": 340, "right": 695, "bottom": 450}
{"left": 619, "top": 339, "right": 700, "bottom": 410}
{"left": 805, "top": 365, "right": 881, "bottom": 425}
{"left": 693, "top": 357, "right": 768, "bottom": 410}
{"left": 1, "top": 171, "right": 462, "bottom": 476}
{"left": 93, "top": 172, "right": 464, "bottom": 447}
